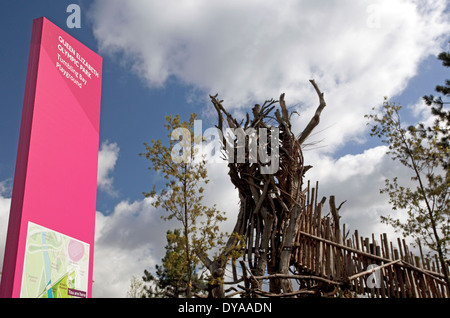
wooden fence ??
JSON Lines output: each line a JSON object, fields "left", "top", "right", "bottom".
{"left": 290, "top": 181, "right": 449, "bottom": 298}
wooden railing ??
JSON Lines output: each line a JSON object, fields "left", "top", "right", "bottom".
{"left": 291, "top": 182, "right": 449, "bottom": 298}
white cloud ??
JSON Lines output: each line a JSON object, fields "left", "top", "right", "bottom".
{"left": 93, "top": 197, "right": 167, "bottom": 298}
{"left": 307, "top": 146, "right": 389, "bottom": 183}
{"left": 304, "top": 145, "right": 415, "bottom": 244}
{"left": 204, "top": 161, "right": 240, "bottom": 233}
{"left": 97, "top": 141, "right": 120, "bottom": 196}
{"left": 0, "top": 182, "right": 11, "bottom": 273}
{"left": 90, "top": 0, "right": 449, "bottom": 153}
{"left": 0, "top": 180, "right": 8, "bottom": 195}
{"left": 406, "top": 97, "right": 442, "bottom": 130}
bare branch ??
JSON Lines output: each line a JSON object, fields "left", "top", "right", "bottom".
{"left": 297, "top": 79, "right": 327, "bottom": 145}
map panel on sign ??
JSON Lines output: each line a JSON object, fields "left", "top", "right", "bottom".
{"left": 20, "top": 222, "right": 90, "bottom": 298}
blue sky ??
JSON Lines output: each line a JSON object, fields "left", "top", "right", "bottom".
{"left": 0, "top": 0, "right": 202, "bottom": 211}
{"left": 0, "top": 0, "right": 449, "bottom": 297}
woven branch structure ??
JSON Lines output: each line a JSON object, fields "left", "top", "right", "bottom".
{"left": 210, "top": 81, "right": 449, "bottom": 298}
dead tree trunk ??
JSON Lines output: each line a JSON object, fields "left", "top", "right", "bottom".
{"left": 210, "top": 80, "right": 326, "bottom": 296}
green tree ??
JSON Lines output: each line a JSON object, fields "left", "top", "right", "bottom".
{"left": 126, "top": 276, "right": 146, "bottom": 298}
{"left": 366, "top": 48, "right": 449, "bottom": 287}
{"left": 422, "top": 46, "right": 450, "bottom": 172}
{"left": 141, "top": 230, "right": 207, "bottom": 298}
{"left": 140, "top": 113, "right": 231, "bottom": 297}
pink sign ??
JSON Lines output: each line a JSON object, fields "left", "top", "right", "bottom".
{"left": 0, "top": 17, "right": 102, "bottom": 298}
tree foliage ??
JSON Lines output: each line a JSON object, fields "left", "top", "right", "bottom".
{"left": 141, "top": 230, "right": 207, "bottom": 298}
{"left": 126, "top": 276, "right": 146, "bottom": 298}
{"left": 139, "top": 113, "right": 236, "bottom": 297}
{"left": 366, "top": 47, "right": 449, "bottom": 288}
{"left": 422, "top": 47, "right": 450, "bottom": 171}
{"left": 367, "top": 99, "right": 449, "bottom": 249}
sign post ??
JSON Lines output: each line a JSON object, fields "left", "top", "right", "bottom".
{"left": 0, "top": 17, "right": 102, "bottom": 298}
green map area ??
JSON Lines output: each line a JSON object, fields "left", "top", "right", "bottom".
{"left": 20, "top": 222, "right": 89, "bottom": 298}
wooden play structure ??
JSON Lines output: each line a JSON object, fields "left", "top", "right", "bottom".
{"left": 210, "top": 81, "right": 449, "bottom": 298}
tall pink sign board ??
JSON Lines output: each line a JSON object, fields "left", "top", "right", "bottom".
{"left": 0, "top": 17, "right": 102, "bottom": 298}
